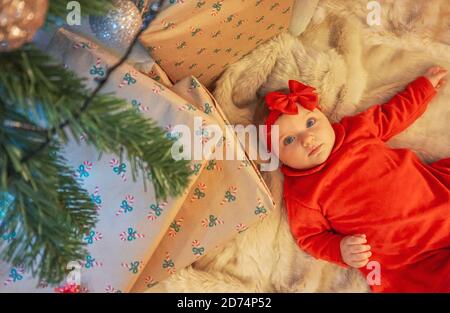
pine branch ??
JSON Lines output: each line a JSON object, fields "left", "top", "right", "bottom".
{"left": 0, "top": 45, "right": 191, "bottom": 200}
{"left": 0, "top": 143, "right": 97, "bottom": 284}
{"left": 0, "top": 0, "right": 185, "bottom": 285}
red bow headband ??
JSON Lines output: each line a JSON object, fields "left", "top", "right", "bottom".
{"left": 264, "top": 80, "right": 319, "bottom": 152}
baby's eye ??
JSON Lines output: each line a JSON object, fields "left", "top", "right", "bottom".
{"left": 306, "top": 117, "right": 316, "bottom": 128}
{"left": 283, "top": 136, "right": 295, "bottom": 145}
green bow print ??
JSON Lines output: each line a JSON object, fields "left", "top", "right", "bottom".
{"left": 255, "top": 206, "right": 267, "bottom": 215}
{"left": 206, "top": 160, "right": 216, "bottom": 170}
{"left": 150, "top": 203, "right": 162, "bottom": 216}
{"left": 192, "top": 247, "right": 205, "bottom": 256}
{"left": 224, "top": 191, "right": 236, "bottom": 202}
{"left": 193, "top": 188, "right": 205, "bottom": 199}
{"left": 113, "top": 163, "right": 126, "bottom": 174}
{"left": 170, "top": 221, "right": 180, "bottom": 233}
{"left": 162, "top": 259, "right": 174, "bottom": 269}
{"left": 127, "top": 227, "right": 137, "bottom": 241}
{"left": 129, "top": 261, "right": 140, "bottom": 274}
{"left": 208, "top": 215, "right": 218, "bottom": 227}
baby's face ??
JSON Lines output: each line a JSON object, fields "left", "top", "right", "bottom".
{"left": 274, "top": 104, "right": 335, "bottom": 170}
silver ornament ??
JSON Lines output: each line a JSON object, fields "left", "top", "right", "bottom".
{"left": 89, "top": 0, "right": 142, "bottom": 49}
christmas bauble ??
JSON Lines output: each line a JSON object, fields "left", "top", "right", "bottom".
{"left": 0, "top": 0, "right": 49, "bottom": 51}
{"left": 89, "top": 0, "right": 142, "bottom": 49}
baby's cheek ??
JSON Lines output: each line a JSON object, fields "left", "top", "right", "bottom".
{"left": 280, "top": 146, "right": 305, "bottom": 164}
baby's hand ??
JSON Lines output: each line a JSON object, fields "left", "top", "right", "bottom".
{"left": 423, "top": 66, "right": 448, "bottom": 89}
{"left": 340, "top": 234, "right": 372, "bottom": 268}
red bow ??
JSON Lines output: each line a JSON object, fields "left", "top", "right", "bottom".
{"left": 264, "top": 80, "right": 319, "bottom": 152}
{"left": 265, "top": 80, "right": 318, "bottom": 113}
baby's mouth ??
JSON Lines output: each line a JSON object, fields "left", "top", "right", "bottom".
{"left": 308, "top": 144, "right": 323, "bottom": 156}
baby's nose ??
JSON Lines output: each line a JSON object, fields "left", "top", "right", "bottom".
{"left": 302, "top": 135, "right": 315, "bottom": 148}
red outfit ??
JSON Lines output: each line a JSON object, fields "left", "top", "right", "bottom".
{"left": 282, "top": 76, "right": 450, "bottom": 292}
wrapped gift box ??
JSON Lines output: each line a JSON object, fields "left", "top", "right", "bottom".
{"left": 139, "top": 0, "right": 295, "bottom": 87}
{"left": 0, "top": 28, "right": 274, "bottom": 293}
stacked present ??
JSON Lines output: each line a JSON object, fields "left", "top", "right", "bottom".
{"left": 0, "top": 27, "right": 274, "bottom": 293}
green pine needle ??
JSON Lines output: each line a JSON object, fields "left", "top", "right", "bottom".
{"left": 0, "top": 43, "right": 193, "bottom": 284}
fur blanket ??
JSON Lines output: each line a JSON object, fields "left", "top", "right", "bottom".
{"left": 149, "top": 0, "right": 450, "bottom": 292}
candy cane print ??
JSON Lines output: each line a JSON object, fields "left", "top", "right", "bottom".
{"left": 121, "top": 261, "right": 143, "bottom": 274}
{"left": 82, "top": 255, "right": 103, "bottom": 268}
{"left": 115, "top": 195, "right": 135, "bottom": 216}
{"left": 94, "top": 232, "right": 103, "bottom": 241}
{"left": 161, "top": 19, "right": 175, "bottom": 30}
{"left": 238, "top": 160, "right": 250, "bottom": 170}
{"left": 210, "top": 1, "right": 223, "bottom": 16}
{"left": 147, "top": 45, "right": 162, "bottom": 54}
{"left": 201, "top": 119, "right": 210, "bottom": 144}
{"left": 110, "top": 158, "right": 119, "bottom": 167}
{"left": 72, "top": 41, "right": 93, "bottom": 49}
{"left": 84, "top": 161, "right": 92, "bottom": 170}
{"left": 178, "top": 103, "right": 197, "bottom": 112}
{"left": 105, "top": 285, "right": 119, "bottom": 293}
{"left": 189, "top": 26, "right": 203, "bottom": 36}
{"left": 191, "top": 240, "right": 205, "bottom": 259}
{"left": 220, "top": 12, "right": 239, "bottom": 24}
{"left": 75, "top": 161, "right": 92, "bottom": 179}
{"left": 190, "top": 182, "right": 206, "bottom": 203}
{"left": 201, "top": 215, "right": 224, "bottom": 228}
{"left": 147, "top": 201, "right": 168, "bottom": 221}
{"left": 168, "top": 218, "right": 184, "bottom": 238}
{"left": 163, "top": 252, "right": 176, "bottom": 275}
{"left": 144, "top": 276, "right": 158, "bottom": 288}
{"left": 109, "top": 158, "right": 127, "bottom": 182}
{"left": 89, "top": 58, "right": 105, "bottom": 79}
{"left": 118, "top": 69, "right": 138, "bottom": 88}
{"left": 84, "top": 229, "right": 103, "bottom": 244}
{"left": 91, "top": 186, "right": 102, "bottom": 211}
{"left": 151, "top": 83, "right": 164, "bottom": 94}
{"left": 37, "top": 279, "right": 48, "bottom": 289}
{"left": 140, "top": 103, "right": 149, "bottom": 112}
{"left": 3, "top": 265, "right": 25, "bottom": 286}
{"left": 214, "top": 160, "right": 223, "bottom": 171}
{"left": 202, "top": 102, "right": 214, "bottom": 115}
{"left": 236, "top": 223, "right": 248, "bottom": 233}
{"left": 194, "top": 118, "right": 209, "bottom": 144}
{"left": 220, "top": 186, "right": 238, "bottom": 205}
{"left": 119, "top": 227, "right": 145, "bottom": 241}
{"left": 255, "top": 197, "right": 268, "bottom": 220}
{"left": 187, "top": 78, "right": 200, "bottom": 93}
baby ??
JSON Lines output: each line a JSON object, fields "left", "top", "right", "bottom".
{"left": 263, "top": 66, "right": 449, "bottom": 292}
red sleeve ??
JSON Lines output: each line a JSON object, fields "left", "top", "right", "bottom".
{"left": 285, "top": 197, "right": 349, "bottom": 268}
{"left": 349, "top": 76, "right": 437, "bottom": 141}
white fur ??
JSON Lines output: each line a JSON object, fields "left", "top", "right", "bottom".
{"left": 149, "top": 0, "right": 450, "bottom": 293}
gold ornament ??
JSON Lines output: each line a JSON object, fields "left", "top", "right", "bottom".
{"left": 0, "top": 0, "right": 49, "bottom": 51}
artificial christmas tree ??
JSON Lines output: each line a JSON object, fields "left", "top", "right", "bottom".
{"left": 0, "top": 0, "right": 190, "bottom": 285}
